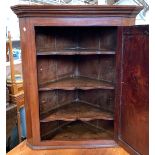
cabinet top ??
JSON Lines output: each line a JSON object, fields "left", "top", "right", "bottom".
{"left": 11, "top": 5, "right": 143, "bottom": 18}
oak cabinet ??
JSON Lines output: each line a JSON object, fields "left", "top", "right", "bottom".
{"left": 11, "top": 5, "right": 149, "bottom": 155}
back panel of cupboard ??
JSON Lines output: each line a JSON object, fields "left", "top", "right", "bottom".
{"left": 35, "top": 27, "right": 117, "bottom": 142}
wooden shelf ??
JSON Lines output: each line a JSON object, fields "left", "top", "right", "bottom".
{"left": 40, "top": 101, "right": 113, "bottom": 122}
{"left": 41, "top": 121, "right": 113, "bottom": 141}
{"left": 37, "top": 49, "right": 115, "bottom": 56}
{"left": 39, "top": 76, "right": 114, "bottom": 91}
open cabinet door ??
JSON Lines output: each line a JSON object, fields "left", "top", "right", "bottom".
{"left": 116, "top": 25, "right": 149, "bottom": 155}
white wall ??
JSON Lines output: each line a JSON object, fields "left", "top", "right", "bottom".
{"left": 6, "top": 0, "right": 20, "bottom": 40}
{"left": 115, "top": 0, "right": 149, "bottom": 25}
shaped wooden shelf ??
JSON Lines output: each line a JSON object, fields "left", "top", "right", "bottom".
{"left": 39, "top": 76, "right": 114, "bottom": 91}
{"left": 40, "top": 101, "right": 113, "bottom": 122}
{"left": 37, "top": 49, "right": 115, "bottom": 56}
{"left": 41, "top": 121, "right": 114, "bottom": 140}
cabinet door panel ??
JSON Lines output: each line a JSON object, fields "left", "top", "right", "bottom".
{"left": 116, "top": 25, "right": 149, "bottom": 155}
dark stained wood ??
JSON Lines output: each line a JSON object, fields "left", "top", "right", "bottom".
{"left": 37, "top": 50, "right": 115, "bottom": 55}
{"left": 11, "top": 5, "right": 143, "bottom": 19}
{"left": 39, "top": 89, "right": 114, "bottom": 117}
{"left": 78, "top": 55, "right": 115, "bottom": 83}
{"left": 36, "top": 27, "right": 116, "bottom": 147}
{"left": 37, "top": 56, "right": 76, "bottom": 85}
{"left": 18, "top": 18, "right": 33, "bottom": 144}
{"left": 40, "top": 121, "right": 70, "bottom": 140}
{"left": 40, "top": 101, "right": 113, "bottom": 122}
{"left": 114, "top": 24, "right": 123, "bottom": 144}
{"left": 39, "top": 76, "right": 114, "bottom": 91}
{"left": 39, "top": 90, "right": 75, "bottom": 115}
{"left": 35, "top": 27, "right": 117, "bottom": 53}
{"left": 117, "top": 25, "right": 149, "bottom": 155}
{"left": 11, "top": 5, "right": 147, "bottom": 153}
{"left": 28, "top": 17, "right": 137, "bottom": 27}
{"left": 31, "top": 139, "right": 117, "bottom": 149}
{"left": 41, "top": 121, "right": 114, "bottom": 141}
{"left": 40, "top": 120, "right": 115, "bottom": 147}
{"left": 78, "top": 90, "right": 114, "bottom": 113}
{"left": 19, "top": 18, "right": 41, "bottom": 145}
{"left": 37, "top": 55, "right": 115, "bottom": 86}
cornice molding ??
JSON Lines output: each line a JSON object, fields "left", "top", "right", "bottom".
{"left": 11, "top": 5, "right": 143, "bottom": 18}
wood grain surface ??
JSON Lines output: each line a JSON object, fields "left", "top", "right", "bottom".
{"left": 11, "top": 5, "right": 147, "bottom": 153}
{"left": 40, "top": 101, "right": 113, "bottom": 122}
{"left": 117, "top": 25, "right": 149, "bottom": 155}
{"left": 7, "top": 140, "right": 129, "bottom": 155}
{"left": 39, "top": 76, "right": 114, "bottom": 91}
{"left": 11, "top": 5, "right": 142, "bottom": 18}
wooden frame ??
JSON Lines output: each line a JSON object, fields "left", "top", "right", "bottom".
{"left": 11, "top": 5, "right": 148, "bottom": 155}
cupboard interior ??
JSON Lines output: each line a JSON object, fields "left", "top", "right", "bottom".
{"left": 35, "top": 26, "right": 117, "bottom": 141}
